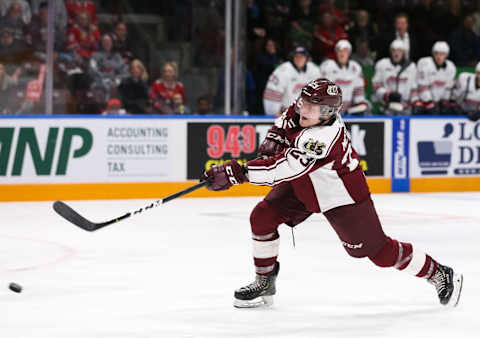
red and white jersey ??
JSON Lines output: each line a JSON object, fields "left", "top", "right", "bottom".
{"left": 452, "top": 72, "right": 480, "bottom": 112}
{"left": 149, "top": 80, "right": 186, "bottom": 104}
{"left": 247, "top": 104, "right": 370, "bottom": 213}
{"left": 416, "top": 56, "right": 456, "bottom": 103}
{"left": 372, "top": 58, "right": 418, "bottom": 106}
{"left": 319, "top": 59, "right": 369, "bottom": 112}
{"left": 263, "top": 61, "right": 321, "bottom": 116}
{"left": 66, "top": 0, "right": 97, "bottom": 25}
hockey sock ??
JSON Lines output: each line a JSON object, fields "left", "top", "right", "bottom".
{"left": 370, "top": 237, "right": 438, "bottom": 279}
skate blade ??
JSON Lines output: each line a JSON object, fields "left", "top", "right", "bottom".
{"left": 447, "top": 273, "right": 463, "bottom": 308}
{"left": 233, "top": 296, "right": 273, "bottom": 308}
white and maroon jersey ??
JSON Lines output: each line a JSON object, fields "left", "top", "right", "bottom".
{"left": 416, "top": 56, "right": 456, "bottom": 103}
{"left": 452, "top": 72, "right": 480, "bottom": 112}
{"left": 319, "top": 59, "right": 369, "bottom": 113}
{"left": 263, "top": 61, "right": 321, "bottom": 116}
{"left": 372, "top": 58, "right": 418, "bottom": 107}
{"left": 247, "top": 103, "right": 370, "bottom": 213}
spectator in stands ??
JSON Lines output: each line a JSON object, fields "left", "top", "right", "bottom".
{"left": 312, "top": 11, "right": 348, "bottom": 62}
{"left": 0, "top": 0, "right": 31, "bottom": 25}
{"left": 101, "top": 98, "right": 126, "bottom": 115}
{"left": 30, "top": 0, "right": 67, "bottom": 30}
{"left": 448, "top": 14, "right": 479, "bottom": 67}
{"left": 118, "top": 59, "right": 149, "bottom": 115}
{"left": 66, "top": 11, "right": 100, "bottom": 62}
{"left": 440, "top": 0, "right": 464, "bottom": 40}
{"left": 89, "top": 33, "right": 129, "bottom": 101}
{"left": 346, "top": 9, "right": 377, "bottom": 56}
{"left": 24, "top": 2, "right": 66, "bottom": 60}
{"left": 0, "top": 1, "right": 27, "bottom": 41}
{"left": 247, "top": 0, "right": 266, "bottom": 51}
{"left": 350, "top": 38, "right": 374, "bottom": 67}
{"left": 416, "top": 41, "right": 459, "bottom": 115}
{"left": 0, "top": 26, "right": 33, "bottom": 70}
{"left": 263, "top": 46, "right": 320, "bottom": 116}
{"left": 195, "top": 95, "right": 214, "bottom": 115}
{"left": 372, "top": 39, "right": 418, "bottom": 115}
{"left": 149, "top": 61, "right": 186, "bottom": 115}
{"left": 253, "top": 38, "right": 282, "bottom": 115}
{"left": 111, "top": 22, "right": 137, "bottom": 64}
{"left": 260, "top": 0, "right": 291, "bottom": 51}
{"left": 172, "top": 92, "right": 191, "bottom": 114}
{"left": 66, "top": 0, "right": 97, "bottom": 26}
{"left": 288, "top": 0, "right": 315, "bottom": 51}
{"left": 409, "top": 0, "right": 445, "bottom": 58}
{"left": 376, "top": 12, "right": 418, "bottom": 62}
{"left": 452, "top": 62, "right": 480, "bottom": 121}
{"left": 0, "top": 62, "right": 20, "bottom": 113}
{"left": 317, "top": 0, "right": 349, "bottom": 28}
{"left": 320, "top": 39, "right": 370, "bottom": 116}
{"left": 192, "top": 2, "right": 224, "bottom": 67}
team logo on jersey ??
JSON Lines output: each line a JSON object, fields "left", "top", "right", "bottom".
{"left": 303, "top": 138, "right": 326, "bottom": 156}
{"left": 326, "top": 85, "right": 338, "bottom": 96}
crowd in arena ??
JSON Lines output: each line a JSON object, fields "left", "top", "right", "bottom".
{"left": 1, "top": 0, "right": 480, "bottom": 119}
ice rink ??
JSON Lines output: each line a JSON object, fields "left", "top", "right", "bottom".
{"left": 1, "top": 192, "right": 479, "bottom": 338}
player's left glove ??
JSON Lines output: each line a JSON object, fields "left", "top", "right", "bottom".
{"left": 202, "top": 160, "right": 248, "bottom": 191}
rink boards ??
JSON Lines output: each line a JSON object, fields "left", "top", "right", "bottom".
{"left": 0, "top": 115, "right": 479, "bottom": 201}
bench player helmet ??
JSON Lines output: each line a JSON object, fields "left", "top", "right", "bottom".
{"left": 295, "top": 78, "right": 343, "bottom": 120}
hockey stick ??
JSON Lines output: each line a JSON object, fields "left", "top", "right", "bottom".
{"left": 53, "top": 180, "right": 209, "bottom": 232}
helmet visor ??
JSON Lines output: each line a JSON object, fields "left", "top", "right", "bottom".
{"left": 299, "top": 100, "right": 336, "bottom": 119}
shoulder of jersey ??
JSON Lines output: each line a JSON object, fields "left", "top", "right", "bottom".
{"left": 274, "top": 61, "right": 293, "bottom": 74}
{"left": 375, "top": 58, "right": 391, "bottom": 68}
{"left": 417, "top": 56, "right": 433, "bottom": 68}
{"left": 295, "top": 120, "right": 343, "bottom": 158}
{"left": 349, "top": 59, "right": 362, "bottom": 73}
{"left": 446, "top": 59, "right": 456, "bottom": 71}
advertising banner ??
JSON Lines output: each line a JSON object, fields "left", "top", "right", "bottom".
{"left": 344, "top": 120, "right": 386, "bottom": 177}
{"left": 410, "top": 118, "right": 480, "bottom": 177}
{"left": 187, "top": 119, "right": 389, "bottom": 180}
{"left": 391, "top": 117, "right": 410, "bottom": 192}
{"left": 0, "top": 118, "right": 184, "bottom": 184}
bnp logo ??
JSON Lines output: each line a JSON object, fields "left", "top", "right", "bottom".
{"left": 0, "top": 127, "right": 93, "bottom": 176}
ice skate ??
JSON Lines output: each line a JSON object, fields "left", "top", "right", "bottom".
{"left": 428, "top": 264, "right": 463, "bottom": 307}
{"left": 234, "top": 262, "right": 280, "bottom": 308}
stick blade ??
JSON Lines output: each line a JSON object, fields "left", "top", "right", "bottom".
{"left": 53, "top": 200, "right": 99, "bottom": 232}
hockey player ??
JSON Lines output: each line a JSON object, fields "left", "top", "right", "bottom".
{"left": 416, "top": 41, "right": 459, "bottom": 115}
{"left": 452, "top": 62, "right": 480, "bottom": 122}
{"left": 203, "top": 78, "right": 463, "bottom": 308}
{"left": 263, "top": 46, "right": 321, "bottom": 116}
{"left": 319, "top": 39, "right": 370, "bottom": 115}
{"left": 372, "top": 40, "right": 419, "bottom": 115}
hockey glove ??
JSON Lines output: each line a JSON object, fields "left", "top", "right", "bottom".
{"left": 202, "top": 160, "right": 248, "bottom": 191}
{"left": 423, "top": 101, "right": 438, "bottom": 115}
{"left": 257, "top": 126, "right": 288, "bottom": 158}
{"left": 439, "top": 100, "right": 461, "bottom": 115}
{"left": 385, "top": 91, "right": 402, "bottom": 103}
{"left": 411, "top": 101, "right": 424, "bottom": 115}
{"left": 468, "top": 110, "right": 480, "bottom": 122}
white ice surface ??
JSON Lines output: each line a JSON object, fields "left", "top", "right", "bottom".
{"left": 1, "top": 192, "right": 479, "bottom": 338}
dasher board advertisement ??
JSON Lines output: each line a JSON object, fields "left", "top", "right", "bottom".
{"left": 186, "top": 119, "right": 390, "bottom": 180}
{"left": 410, "top": 118, "right": 480, "bottom": 177}
{"left": 0, "top": 118, "right": 184, "bottom": 183}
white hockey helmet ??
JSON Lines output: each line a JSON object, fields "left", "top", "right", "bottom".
{"left": 335, "top": 39, "right": 352, "bottom": 52}
{"left": 476, "top": 62, "right": 480, "bottom": 73}
{"left": 432, "top": 41, "right": 449, "bottom": 56}
{"left": 390, "top": 39, "right": 405, "bottom": 50}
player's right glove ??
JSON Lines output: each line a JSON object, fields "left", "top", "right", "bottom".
{"left": 202, "top": 160, "right": 248, "bottom": 191}
{"left": 468, "top": 109, "right": 480, "bottom": 122}
{"left": 257, "top": 126, "right": 289, "bottom": 158}
{"left": 384, "top": 91, "right": 402, "bottom": 103}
